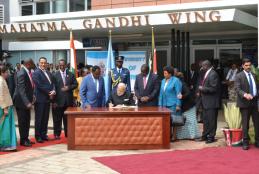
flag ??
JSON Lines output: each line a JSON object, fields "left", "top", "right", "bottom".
{"left": 70, "top": 30, "right": 78, "bottom": 78}
{"left": 149, "top": 27, "right": 157, "bottom": 74}
{"left": 104, "top": 30, "right": 115, "bottom": 102}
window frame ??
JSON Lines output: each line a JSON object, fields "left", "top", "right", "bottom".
{"left": 20, "top": 3, "right": 35, "bottom": 16}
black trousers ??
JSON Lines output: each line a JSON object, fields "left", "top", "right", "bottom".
{"left": 34, "top": 102, "right": 50, "bottom": 139}
{"left": 16, "top": 107, "right": 31, "bottom": 143}
{"left": 202, "top": 108, "right": 218, "bottom": 139}
{"left": 53, "top": 106, "right": 68, "bottom": 137}
{"left": 240, "top": 107, "right": 259, "bottom": 145}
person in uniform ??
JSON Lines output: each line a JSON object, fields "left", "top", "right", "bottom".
{"left": 110, "top": 56, "right": 131, "bottom": 93}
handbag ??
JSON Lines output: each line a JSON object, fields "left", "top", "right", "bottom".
{"left": 171, "top": 111, "right": 186, "bottom": 126}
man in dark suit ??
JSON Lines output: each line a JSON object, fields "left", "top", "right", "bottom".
{"left": 198, "top": 60, "right": 220, "bottom": 144}
{"left": 110, "top": 56, "right": 131, "bottom": 93}
{"left": 235, "top": 58, "right": 259, "bottom": 150}
{"left": 134, "top": 64, "right": 160, "bottom": 106}
{"left": 32, "top": 57, "right": 56, "bottom": 143}
{"left": 13, "top": 58, "right": 35, "bottom": 147}
{"left": 187, "top": 63, "right": 198, "bottom": 91}
{"left": 53, "top": 59, "right": 78, "bottom": 139}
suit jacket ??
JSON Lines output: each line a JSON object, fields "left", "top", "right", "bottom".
{"left": 80, "top": 74, "right": 105, "bottom": 108}
{"left": 134, "top": 73, "right": 160, "bottom": 106}
{"left": 32, "top": 68, "right": 55, "bottom": 103}
{"left": 13, "top": 67, "right": 34, "bottom": 109}
{"left": 235, "top": 71, "right": 258, "bottom": 108}
{"left": 158, "top": 76, "right": 182, "bottom": 107}
{"left": 200, "top": 69, "right": 220, "bottom": 109}
{"left": 110, "top": 67, "right": 131, "bottom": 92}
{"left": 53, "top": 70, "right": 78, "bottom": 107}
{"left": 186, "top": 70, "right": 198, "bottom": 88}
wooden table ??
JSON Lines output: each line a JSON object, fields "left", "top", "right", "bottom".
{"left": 65, "top": 107, "right": 171, "bottom": 150}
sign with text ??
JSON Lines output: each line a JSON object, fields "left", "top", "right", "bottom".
{"left": 0, "top": 9, "right": 237, "bottom": 34}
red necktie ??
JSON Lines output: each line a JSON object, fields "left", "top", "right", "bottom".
{"left": 29, "top": 71, "right": 34, "bottom": 88}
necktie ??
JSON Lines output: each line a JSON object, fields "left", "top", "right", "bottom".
{"left": 29, "top": 71, "right": 34, "bottom": 88}
{"left": 143, "top": 76, "right": 147, "bottom": 89}
{"left": 248, "top": 73, "right": 254, "bottom": 96}
{"left": 62, "top": 72, "right": 66, "bottom": 86}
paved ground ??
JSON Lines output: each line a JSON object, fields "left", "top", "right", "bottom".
{"left": 0, "top": 109, "right": 227, "bottom": 174}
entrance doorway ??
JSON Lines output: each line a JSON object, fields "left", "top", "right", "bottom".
{"left": 191, "top": 44, "right": 242, "bottom": 68}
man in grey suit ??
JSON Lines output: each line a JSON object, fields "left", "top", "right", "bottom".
{"left": 235, "top": 58, "right": 259, "bottom": 150}
{"left": 53, "top": 59, "right": 78, "bottom": 139}
{"left": 134, "top": 64, "right": 160, "bottom": 106}
{"left": 198, "top": 60, "right": 220, "bottom": 144}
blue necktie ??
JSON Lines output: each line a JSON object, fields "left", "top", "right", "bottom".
{"left": 248, "top": 73, "right": 254, "bottom": 96}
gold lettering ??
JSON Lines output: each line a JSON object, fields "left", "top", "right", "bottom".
{"left": 0, "top": 25, "right": 7, "bottom": 33}
{"left": 10, "top": 24, "right": 17, "bottom": 33}
{"left": 83, "top": 19, "right": 92, "bottom": 29}
{"left": 209, "top": 11, "right": 221, "bottom": 22}
{"left": 47, "top": 22, "right": 57, "bottom": 31}
{"left": 131, "top": 16, "right": 142, "bottom": 26}
{"left": 119, "top": 17, "right": 129, "bottom": 27}
{"left": 60, "top": 21, "right": 68, "bottom": 31}
{"left": 168, "top": 13, "right": 182, "bottom": 24}
{"left": 95, "top": 19, "right": 103, "bottom": 29}
{"left": 185, "top": 12, "right": 191, "bottom": 23}
{"left": 31, "top": 23, "right": 38, "bottom": 32}
{"left": 37, "top": 22, "right": 45, "bottom": 32}
{"left": 105, "top": 18, "right": 115, "bottom": 28}
{"left": 195, "top": 11, "right": 206, "bottom": 23}
{"left": 19, "top": 23, "right": 28, "bottom": 32}
{"left": 144, "top": 15, "right": 150, "bottom": 26}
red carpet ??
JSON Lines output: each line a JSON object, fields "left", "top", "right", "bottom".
{"left": 0, "top": 134, "right": 67, "bottom": 155}
{"left": 94, "top": 146, "right": 259, "bottom": 174}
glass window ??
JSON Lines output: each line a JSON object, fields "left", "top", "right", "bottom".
{"left": 70, "top": 0, "right": 85, "bottom": 12}
{"left": 52, "top": 0, "right": 67, "bottom": 13}
{"left": 36, "top": 50, "right": 52, "bottom": 64}
{"left": 36, "top": 2, "right": 50, "bottom": 15}
{"left": 21, "top": 51, "right": 36, "bottom": 63}
{"left": 21, "top": 5, "right": 33, "bottom": 16}
{"left": 53, "top": 50, "right": 68, "bottom": 65}
{"left": 8, "top": 52, "right": 21, "bottom": 67}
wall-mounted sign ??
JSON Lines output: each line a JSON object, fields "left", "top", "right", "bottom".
{"left": 82, "top": 38, "right": 108, "bottom": 47}
{"left": 0, "top": 9, "right": 236, "bottom": 34}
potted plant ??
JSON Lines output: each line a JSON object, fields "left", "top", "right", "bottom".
{"left": 222, "top": 102, "right": 242, "bottom": 147}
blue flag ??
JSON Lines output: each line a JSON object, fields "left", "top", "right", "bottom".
{"left": 104, "top": 33, "right": 115, "bottom": 102}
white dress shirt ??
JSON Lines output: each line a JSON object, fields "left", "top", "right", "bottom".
{"left": 91, "top": 73, "right": 99, "bottom": 93}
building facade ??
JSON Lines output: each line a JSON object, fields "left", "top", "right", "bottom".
{"left": 0, "top": 0, "right": 258, "bottom": 75}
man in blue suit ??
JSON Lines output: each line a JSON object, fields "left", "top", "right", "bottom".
{"left": 80, "top": 65, "right": 105, "bottom": 108}
{"left": 32, "top": 57, "right": 56, "bottom": 143}
{"left": 110, "top": 56, "right": 131, "bottom": 93}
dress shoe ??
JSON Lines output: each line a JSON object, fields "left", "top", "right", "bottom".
{"left": 36, "top": 137, "right": 44, "bottom": 143}
{"left": 54, "top": 135, "right": 61, "bottom": 140}
{"left": 195, "top": 137, "right": 207, "bottom": 142}
{"left": 20, "top": 141, "right": 32, "bottom": 147}
{"left": 242, "top": 145, "right": 249, "bottom": 150}
{"left": 41, "top": 136, "right": 49, "bottom": 141}
{"left": 205, "top": 138, "right": 215, "bottom": 144}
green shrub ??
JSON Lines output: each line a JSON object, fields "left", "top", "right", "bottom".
{"left": 223, "top": 102, "right": 242, "bottom": 129}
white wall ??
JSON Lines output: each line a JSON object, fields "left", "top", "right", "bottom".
{"left": 9, "top": 0, "right": 20, "bottom": 18}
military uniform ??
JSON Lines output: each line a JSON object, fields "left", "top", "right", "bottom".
{"left": 110, "top": 56, "right": 131, "bottom": 92}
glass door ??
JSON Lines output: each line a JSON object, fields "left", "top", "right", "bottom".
{"left": 192, "top": 46, "right": 216, "bottom": 65}
{"left": 217, "top": 45, "right": 242, "bottom": 69}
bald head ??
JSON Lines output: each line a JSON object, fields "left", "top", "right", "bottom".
{"left": 202, "top": 60, "right": 212, "bottom": 71}
{"left": 24, "top": 58, "right": 34, "bottom": 70}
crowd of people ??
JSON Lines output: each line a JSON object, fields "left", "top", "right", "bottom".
{"left": 0, "top": 56, "right": 259, "bottom": 152}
